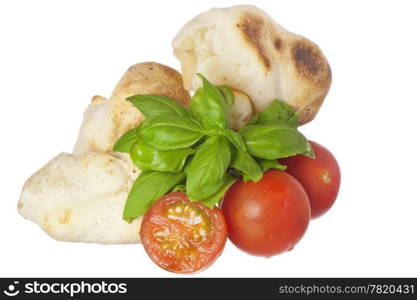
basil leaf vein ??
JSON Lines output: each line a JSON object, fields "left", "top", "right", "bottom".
{"left": 137, "top": 115, "right": 204, "bottom": 150}
{"left": 127, "top": 95, "right": 190, "bottom": 118}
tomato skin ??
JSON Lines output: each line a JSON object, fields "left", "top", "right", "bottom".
{"left": 140, "top": 192, "right": 227, "bottom": 274}
{"left": 222, "top": 170, "right": 310, "bottom": 257}
{"left": 280, "top": 141, "right": 341, "bottom": 219}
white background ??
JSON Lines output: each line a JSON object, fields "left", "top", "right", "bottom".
{"left": 1, "top": 0, "right": 416, "bottom": 277}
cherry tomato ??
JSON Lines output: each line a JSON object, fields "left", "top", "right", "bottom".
{"left": 222, "top": 170, "right": 310, "bottom": 257}
{"left": 140, "top": 192, "right": 227, "bottom": 273}
{"left": 280, "top": 141, "right": 341, "bottom": 219}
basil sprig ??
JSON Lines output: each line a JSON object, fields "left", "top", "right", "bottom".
{"left": 114, "top": 75, "right": 314, "bottom": 222}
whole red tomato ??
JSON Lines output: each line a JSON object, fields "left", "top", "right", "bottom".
{"left": 222, "top": 170, "right": 310, "bottom": 257}
{"left": 280, "top": 141, "right": 341, "bottom": 219}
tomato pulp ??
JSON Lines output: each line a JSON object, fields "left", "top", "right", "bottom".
{"left": 140, "top": 192, "right": 227, "bottom": 273}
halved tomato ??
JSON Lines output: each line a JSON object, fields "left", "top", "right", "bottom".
{"left": 140, "top": 192, "right": 227, "bottom": 273}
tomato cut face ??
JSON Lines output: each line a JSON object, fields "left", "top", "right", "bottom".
{"left": 140, "top": 192, "right": 227, "bottom": 273}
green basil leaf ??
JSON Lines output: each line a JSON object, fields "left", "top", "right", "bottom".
{"left": 248, "top": 100, "right": 299, "bottom": 127}
{"left": 130, "top": 138, "right": 194, "bottom": 173}
{"left": 127, "top": 95, "right": 190, "bottom": 118}
{"left": 240, "top": 124, "right": 312, "bottom": 159}
{"left": 137, "top": 115, "right": 204, "bottom": 150}
{"left": 186, "top": 136, "right": 232, "bottom": 201}
{"left": 216, "top": 85, "right": 235, "bottom": 108}
{"left": 232, "top": 151, "right": 263, "bottom": 182}
{"left": 123, "top": 171, "right": 186, "bottom": 222}
{"left": 225, "top": 129, "right": 247, "bottom": 151}
{"left": 257, "top": 159, "right": 287, "bottom": 172}
{"left": 171, "top": 184, "right": 186, "bottom": 193}
{"left": 189, "top": 74, "right": 230, "bottom": 131}
{"left": 200, "top": 174, "right": 237, "bottom": 208}
{"left": 113, "top": 127, "right": 138, "bottom": 153}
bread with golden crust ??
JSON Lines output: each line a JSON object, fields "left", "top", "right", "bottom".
{"left": 73, "top": 62, "right": 190, "bottom": 155}
{"left": 18, "top": 63, "right": 190, "bottom": 244}
{"left": 173, "top": 5, "right": 331, "bottom": 124}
